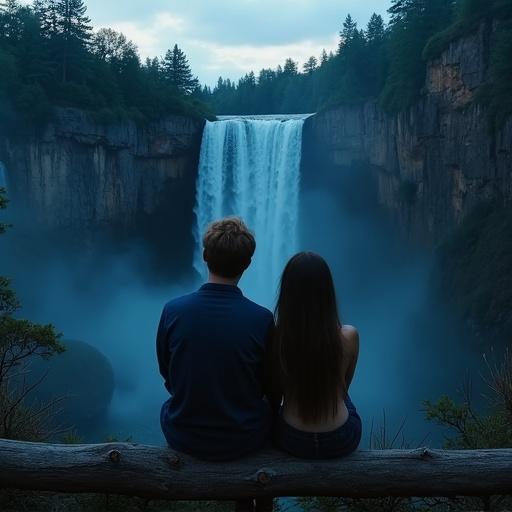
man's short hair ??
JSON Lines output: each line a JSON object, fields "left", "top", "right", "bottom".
{"left": 203, "top": 217, "right": 256, "bottom": 278}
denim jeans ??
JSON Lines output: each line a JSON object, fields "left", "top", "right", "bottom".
{"left": 274, "top": 396, "right": 362, "bottom": 459}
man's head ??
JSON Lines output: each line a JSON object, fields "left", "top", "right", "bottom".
{"left": 203, "top": 217, "right": 256, "bottom": 282}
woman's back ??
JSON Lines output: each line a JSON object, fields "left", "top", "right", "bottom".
{"left": 282, "top": 325, "right": 359, "bottom": 432}
{"left": 272, "top": 252, "right": 362, "bottom": 459}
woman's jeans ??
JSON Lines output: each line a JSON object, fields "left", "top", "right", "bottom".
{"left": 274, "top": 396, "right": 362, "bottom": 459}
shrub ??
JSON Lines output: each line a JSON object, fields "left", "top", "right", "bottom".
{"left": 424, "top": 350, "right": 512, "bottom": 449}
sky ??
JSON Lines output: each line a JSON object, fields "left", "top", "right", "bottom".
{"left": 25, "top": 0, "right": 389, "bottom": 86}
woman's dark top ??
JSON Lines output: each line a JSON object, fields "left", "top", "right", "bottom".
{"left": 157, "top": 283, "right": 274, "bottom": 461}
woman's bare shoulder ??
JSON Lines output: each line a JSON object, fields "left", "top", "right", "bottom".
{"left": 340, "top": 325, "right": 359, "bottom": 355}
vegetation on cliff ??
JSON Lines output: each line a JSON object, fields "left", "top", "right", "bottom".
{"left": 0, "top": 0, "right": 212, "bottom": 126}
{"left": 2, "top": 0, "right": 510, "bottom": 122}
{"left": 201, "top": 0, "right": 512, "bottom": 117}
{"left": 434, "top": 201, "right": 512, "bottom": 347}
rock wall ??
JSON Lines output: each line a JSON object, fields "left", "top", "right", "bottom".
{"left": 304, "top": 22, "right": 512, "bottom": 243}
{"left": 0, "top": 108, "right": 204, "bottom": 233}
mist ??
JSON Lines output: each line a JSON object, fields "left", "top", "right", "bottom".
{"left": 299, "top": 166, "right": 483, "bottom": 447}
{"left": 0, "top": 219, "right": 199, "bottom": 443}
{"left": 0, "top": 130, "right": 485, "bottom": 449}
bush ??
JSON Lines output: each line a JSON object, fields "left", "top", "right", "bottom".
{"left": 424, "top": 349, "right": 512, "bottom": 449}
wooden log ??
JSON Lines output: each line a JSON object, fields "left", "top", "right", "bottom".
{"left": 1, "top": 439, "right": 511, "bottom": 500}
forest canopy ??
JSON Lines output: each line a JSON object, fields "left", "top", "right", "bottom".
{"left": 0, "top": 0, "right": 212, "bottom": 125}
{"left": 200, "top": 0, "right": 512, "bottom": 116}
{"left": 1, "top": 0, "right": 511, "bottom": 122}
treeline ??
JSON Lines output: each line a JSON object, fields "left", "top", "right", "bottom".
{"left": 0, "top": 0, "right": 212, "bottom": 125}
{"left": 1, "top": 0, "right": 511, "bottom": 124}
{"left": 201, "top": 0, "right": 512, "bottom": 117}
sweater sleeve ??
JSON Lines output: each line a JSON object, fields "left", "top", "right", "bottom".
{"left": 156, "top": 304, "right": 172, "bottom": 393}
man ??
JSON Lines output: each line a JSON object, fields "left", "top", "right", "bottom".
{"left": 157, "top": 217, "right": 274, "bottom": 462}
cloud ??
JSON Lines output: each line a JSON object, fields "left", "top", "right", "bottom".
{"left": 24, "top": 0, "right": 390, "bottom": 85}
{"left": 189, "top": 36, "right": 339, "bottom": 76}
{"left": 99, "top": 12, "right": 187, "bottom": 59}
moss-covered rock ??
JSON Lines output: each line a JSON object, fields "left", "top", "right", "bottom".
{"left": 28, "top": 340, "right": 115, "bottom": 429}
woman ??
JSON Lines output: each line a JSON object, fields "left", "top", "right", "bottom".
{"left": 271, "top": 251, "right": 361, "bottom": 459}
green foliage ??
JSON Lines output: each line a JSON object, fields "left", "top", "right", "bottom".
{"left": 423, "top": 20, "right": 466, "bottom": 61}
{"left": 0, "top": 0, "right": 211, "bottom": 124}
{"left": 14, "top": 83, "right": 50, "bottom": 122}
{"left": 434, "top": 201, "right": 512, "bottom": 345}
{"left": 425, "top": 351, "right": 512, "bottom": 450}
{"left": 1, "top": 0, "right": 511, "bottom": 119}
{"left": 425, "top": 395, "right": 512, "bottom": 449}
{"left": 424, "top": 0, "right": 512, "bottom": 60}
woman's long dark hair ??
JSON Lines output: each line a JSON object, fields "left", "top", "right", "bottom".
{"left": 274, "top": 252, "right": 345, "bottom": 424}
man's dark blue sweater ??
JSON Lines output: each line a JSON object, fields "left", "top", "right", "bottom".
{"left": 156, "top": 282, "right": 274, "bottom": 460}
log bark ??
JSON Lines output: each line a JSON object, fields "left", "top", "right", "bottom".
{"left": 1, "top": 439, "right": 511, "bottom": 500}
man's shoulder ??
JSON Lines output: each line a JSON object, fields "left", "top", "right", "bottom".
{"left": 163, "top": 292, "right": 199, "bottom": 314}
{"left": 240, "top": 296, "right": 274, "bottom": 323}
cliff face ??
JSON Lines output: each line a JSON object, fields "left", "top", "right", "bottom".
{"left": 0, "top": 108, "right": 204, "bottom": 232}
{"left": 304, "top": 23, "right": 512, "bottom": 242}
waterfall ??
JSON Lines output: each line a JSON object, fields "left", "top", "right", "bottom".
{"left": 193, "top": 116, "right": 308, "bottom": 305}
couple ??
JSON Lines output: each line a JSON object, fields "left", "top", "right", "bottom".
{"left": 157, "top": 217, "right": 361, "bottom": 464}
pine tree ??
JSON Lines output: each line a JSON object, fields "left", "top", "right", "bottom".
{"left": 0, "top": 0, "right": 22, "bottom": 40}
{"left": 320, "top": 49, "right": 329, "bottom": 65}
{"left": 33, "top": 0, "right": 59, "bottom": 37}
{"left": 55, "top": 0, "right": 92, "bottom": 82}
{"left": 303, "top": 55, "right": 318, "bottom": 74}
{"left": 283, "top": 58, "right": 298, "bottom": 75}
{"left": 338, "top": 14, "right": 358, "bottom": 53}
{"left": 366, "top": 13, "right": 386, "bottom": 44}
{"left": 144, "top": 56, "right": 161, "bottom": 82}
{"left": 162, "top": 44, "right": 199, "bottom": 95}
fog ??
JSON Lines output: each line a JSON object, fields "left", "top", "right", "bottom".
{"left": 300, "top": 168, "right": 483, "bottom": 447}
{"left": 0, "top": 149, "right": 485, "bottom": 448}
